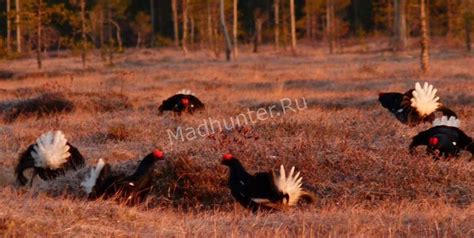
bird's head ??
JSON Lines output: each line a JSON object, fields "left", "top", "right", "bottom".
{"left": 152, "top": 149, "right": 165, "bottom": 161}
{"left": 221, "top": 153, "right": 237, "bottom": 166}
{"left": 181, "top": 98, "right": 190, "bottom": 107}
{"left": 427, "top": 134, "right": 460, "bottom": 158}
{"left": 429, "top": 137, "right": 439, "bottom": 147}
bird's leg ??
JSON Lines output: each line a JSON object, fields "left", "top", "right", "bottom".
{"left": 29, "top": 170, "right": 38, "bottom": 187}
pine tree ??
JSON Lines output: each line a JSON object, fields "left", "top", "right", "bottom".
{"left": 172, "top": 0, "right": 179, "bottom": 48}
{"left": 274, "top": 0, "right": 280, "bottom": 49}
{"left": 15, "top": 0, "right": 21, "bottom": 53}
{"left": 290, "top": 0, "right": 296, "bottom": 53}
{"left": 393, "top": 0, "right": 407, "bottom": 51}
{"left": 232, "top": 0, "right": 238, "bottom": 57}
{"left": 420, "top": 0, "right": 429, "bottom": 73}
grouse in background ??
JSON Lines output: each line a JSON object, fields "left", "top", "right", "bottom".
{"left": 378, "top": 82, "right": 457, "bottom": 126}
{"left": 221, "top": 154, "right": 315, "bottom": 212}
{"left": 409, "top": 116, "right": 473, "bottom": 160}
{"left": 15, "top": 130, "right": 85, "bottom": 186}
{"left": 159, "top": 89, "right": 205, "bottom": 115}
{"left": 81, "top": 149, "right": 165, "bottom": 205}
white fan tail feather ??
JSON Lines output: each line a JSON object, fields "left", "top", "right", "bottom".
{"left": 81, "top": 159, "right": 106, "bottom": 194}
{"left": 432, "top": 116, "right": 461, "bottom": 128}
{"left": 176, "top": 89, "right": 195, "bottom": 96}
{"left": 31, "top": 131, "right": 71, "bottom": 169}
{"left": 275, "top": 165, "right": 303, "bottom": 206}
{"left": 410, "top": 82, "right": 441, "bottom": 116}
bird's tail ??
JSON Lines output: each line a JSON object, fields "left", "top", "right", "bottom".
{"left": 81, "top": 159, "right": 106, "bottom": 194}
{"left": 432, "top": 116, "right": 460, "bottom": 128}
{"left": 410, "top": 82, "right": 441, "bottom": 116}
{"left": 31, "top": 131, "right": 71, "bottom": 169}
{"left": 176, "top": 89, "right": 194, "bottom": 96}
{"left": 274, "top": 165, "right": 304, "bottom": 206}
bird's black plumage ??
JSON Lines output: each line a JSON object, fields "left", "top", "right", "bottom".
{"left": 15, "top": 142, "right": 85, "bottom": 186}
{"left": 409, "top": 125, "right": 473, "bottom": 159}
{"left": 159, "top": 93, "right": 204, "bottom": 115}
{"left": 88, "top": 151, "right": 163, "bottom": 205}
{"left": 378, "top": 86, "right": 457, "bottom": 126}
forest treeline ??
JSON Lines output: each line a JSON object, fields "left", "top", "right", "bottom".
{"left": 0, "top": 0, "right": 473, "bottom": 67}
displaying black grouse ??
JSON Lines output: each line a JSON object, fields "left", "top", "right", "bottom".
{"left": 81, "top": 149, "right": 165, "bottom": 205}
{"left": 221, "top": 154, "right": 314, "bottom": 212}
{"left": 378, "top": 82, "right": 457, "bottom": 126}
{"left": 409, "top": 116, "right": 473, "bottom": 159}
{"left": 15, "top": 130, "right": 85, "bottom": 186}
{"left": 159, "top": 89, "right": 205, "bottom": 115}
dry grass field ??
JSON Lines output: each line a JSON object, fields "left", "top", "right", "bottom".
{"left": 0, "top": 43, "right": 473, "bottom": 236}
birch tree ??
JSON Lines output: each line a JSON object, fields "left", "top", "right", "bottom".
{"left": 172, "top": 0, "right": 179, "bottom": 47}
{"left": 220, "top": 0, "right": 232, "bottom": 61}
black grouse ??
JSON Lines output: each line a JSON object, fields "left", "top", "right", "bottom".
{"left": 378, "top": 82, "right": 457, "bottom": 126}
{"left": 221, "top": 154, "right": 314, "bottom": 212}
{"left": 15, "top": 130, "right": 85, "bottom": 186}
{"left": 81, "top": 149, "right": 165, "bottom": 205}
{"left": 159, "top": 89, "right": 205, "bottom": 115}
{"left": 409, "top": 116, "right": 473, "bottom": 159}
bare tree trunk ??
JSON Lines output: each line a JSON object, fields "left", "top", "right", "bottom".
{"left": 107, "top": 0, "right": 113, "bottom": 65}
{"left": 466, "top": 19, "right": 472, "bottom": 52}
{"left": 326, "top": 0, "right": 334, "bottom": 54}
{"left": 80, "top": 0, "right": 86, "bottom": 68}
{"left": 465, "top": 0, "right": 473, "bottom": 52}
{"left": 172, "top": 0, "right": 179, "bottom": 48}
{"left": 306, "top": 2, "right": 311, "bottom": 41}
{"left": 190, "top": 17, "right": 195, "bottom": 48}
{"left": 110, "top": 20, "right": 122, "bottom": 52}
{"left": 282, "top": 0, "right": 288, "bottom": 48}
{"left": 253, "top": 10, "right": 262, "bottom": 53}
{"left": 447, "top": 0, "right": 454, "bottom": 38}
{"left": 15, "top": 0, "right": 21, "bottom": 53}
{"left": 290, "top": 0, "right": 296, "bottom": 53}
{"left": 274, "top": 0, "right": 280, "bottom": 49}
{"left": 182, "top": 0, "right": 189, "bottom": 55}
{"left": 232, "top": 0, "right": 238, "bottom": 57}
{"left": 199, "top": 14, "right": 205, "bottom": 48}
{"left": 220, "top": 0, "right": 232, "bottom": 61}
{"left": 7, "top": 0, "right": 11, "bottom": 53}
{"left": 393, "top": 0, "right": 407, "bottom": 51}
{"left": 387, "top": 0, "right": 393, "bottom": 35}
{"left": 256, "top": 17, "right": 263, "bottom": 45}
{"left": 207, "top": 1, "right": 214, "bottom": 51}
{"left": 420, "top": 0, "right": 429, "bottom": 73}
{"left": 312, "top": 12, "right": 318, "bottom": 40}
{"left": 36, "top": 0, "right": 42, "bottom": 69}
{"left": 100, "top": 10, "right": 104, "bottom": 48}
{"left": 150, "top": 0, "right": 155, "bottom": 47}
{"left": 136, "top": 32, "right": 141, "bottom": 48}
